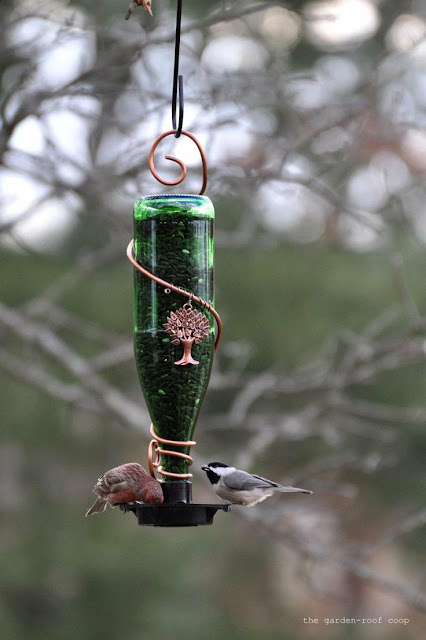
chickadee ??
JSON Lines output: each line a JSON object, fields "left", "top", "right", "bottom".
{"left": 201, "top": 462, "right": 312, "bottom": 507}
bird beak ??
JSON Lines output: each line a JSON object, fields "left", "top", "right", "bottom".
{"left": 201, "top": 465, "right": 209, "bottom": 471}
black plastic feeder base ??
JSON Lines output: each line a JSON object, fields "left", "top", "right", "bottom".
{"left": 120, "top": 502, "right": 231, "bottom": 527}
{"left": 119, "top": 481, "right": 231, "bottom": 526}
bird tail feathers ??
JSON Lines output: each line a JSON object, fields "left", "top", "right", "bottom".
{"left": 276, "top": 486, "right": 313, "bottom": 494}
{"left": 85, "top": 497, "right": 108, "bottom": 516}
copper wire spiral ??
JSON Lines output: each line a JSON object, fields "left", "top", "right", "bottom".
{"left": 148, "top": 423, "right": 195, "bottom": 479}
{"left": 148, "top": 129, "right": 208, "bottom": 196}
{"left": 127, "top": 240, "right": 222, "bottom": 350}
{"left": 127, "top": 241, "right": 222, "bottom": 479}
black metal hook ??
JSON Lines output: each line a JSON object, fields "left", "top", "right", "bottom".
{"left": 171, "top": 0, "right": 184, "bottom": 137}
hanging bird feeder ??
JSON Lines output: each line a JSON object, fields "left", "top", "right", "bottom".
{"left": 121, "top": 0, "right": 230, "bottom": 526}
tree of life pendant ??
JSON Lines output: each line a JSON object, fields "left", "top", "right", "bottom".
{"left": 164, "top": 301, "right": 210, "bottom": 366}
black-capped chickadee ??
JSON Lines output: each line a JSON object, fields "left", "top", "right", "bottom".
{"left": 201, "top": 462, "right": 313, "bottom": 507}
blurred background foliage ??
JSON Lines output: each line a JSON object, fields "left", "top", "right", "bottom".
{"left": 1, "top": 1, "right": 426, "bottom": 639}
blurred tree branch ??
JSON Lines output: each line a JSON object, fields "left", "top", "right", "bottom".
{"left": 244, "top": 509, "right": 426, "bottom": 612}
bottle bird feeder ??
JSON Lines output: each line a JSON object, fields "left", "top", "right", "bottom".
{"left": 121, "top": 1, "right": 230, "bottom": 526}
{"left": 125, "top": 194, "right": 229, "bottom": 526}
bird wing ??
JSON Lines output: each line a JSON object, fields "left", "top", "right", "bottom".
{"left": 108, "top": 480, "right": 131, "bottom": 493}
{"left": 225, "top": 470, "right": 279, "bottom": 491}
{"left": 251, "top": 473, "right": 280, "bottom": 488}
{"left": 95, "top": 471, "right": 128, "bottom": 495}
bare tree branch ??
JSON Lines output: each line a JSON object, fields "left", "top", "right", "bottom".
{"left": 242, "top": 510, "right": 426, "bottom": 612}
{"left": 0, "top": 302, "right": 147, "bottom": 431}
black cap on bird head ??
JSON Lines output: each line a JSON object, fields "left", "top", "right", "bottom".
{"left": 202, "top": 462, "right": 229, "bottom": 470}
{"left": 201, "top": 462, "right": 229, "bottom": 484}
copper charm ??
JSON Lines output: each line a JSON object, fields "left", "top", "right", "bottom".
{"left": 164, "top": 301, "right": 210, "bottom": 366}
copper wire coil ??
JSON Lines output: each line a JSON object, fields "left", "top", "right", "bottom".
{"left": 127, "top": 239, "right": 222, "bottom": 350}
{"left": 148, "top": 423, "right": 196, "bottom": 479}
{"left": 148, "top": 129, "right": 208, "bottom": 195}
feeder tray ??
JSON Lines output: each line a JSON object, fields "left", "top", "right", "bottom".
{"left": 120, "top": 482, "right": 230, "bottom": 527}
{"left": 120, "top": 503, "right": 230, "bottom": 527}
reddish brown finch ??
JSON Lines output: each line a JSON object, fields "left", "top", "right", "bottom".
{"left": 85, "top": 462, "right": 163, "bottom": 516}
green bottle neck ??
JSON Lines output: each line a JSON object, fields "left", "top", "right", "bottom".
{"left": 134, "top": 194, "right": 214, "bottom": 221}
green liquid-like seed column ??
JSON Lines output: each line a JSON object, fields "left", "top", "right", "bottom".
{"left": 133, "top": 194, "right": 214, "bottom": 478}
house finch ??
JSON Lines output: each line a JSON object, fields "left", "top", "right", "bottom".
{"left": 85, "top": 462, "right": 163, "bottom": 516}
{"left": 124, "top": 0, "right": 153, "bottom": 20}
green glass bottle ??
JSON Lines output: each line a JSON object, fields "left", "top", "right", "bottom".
{"left": 133, "top": 194, "right": 214, "bottom": 478}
